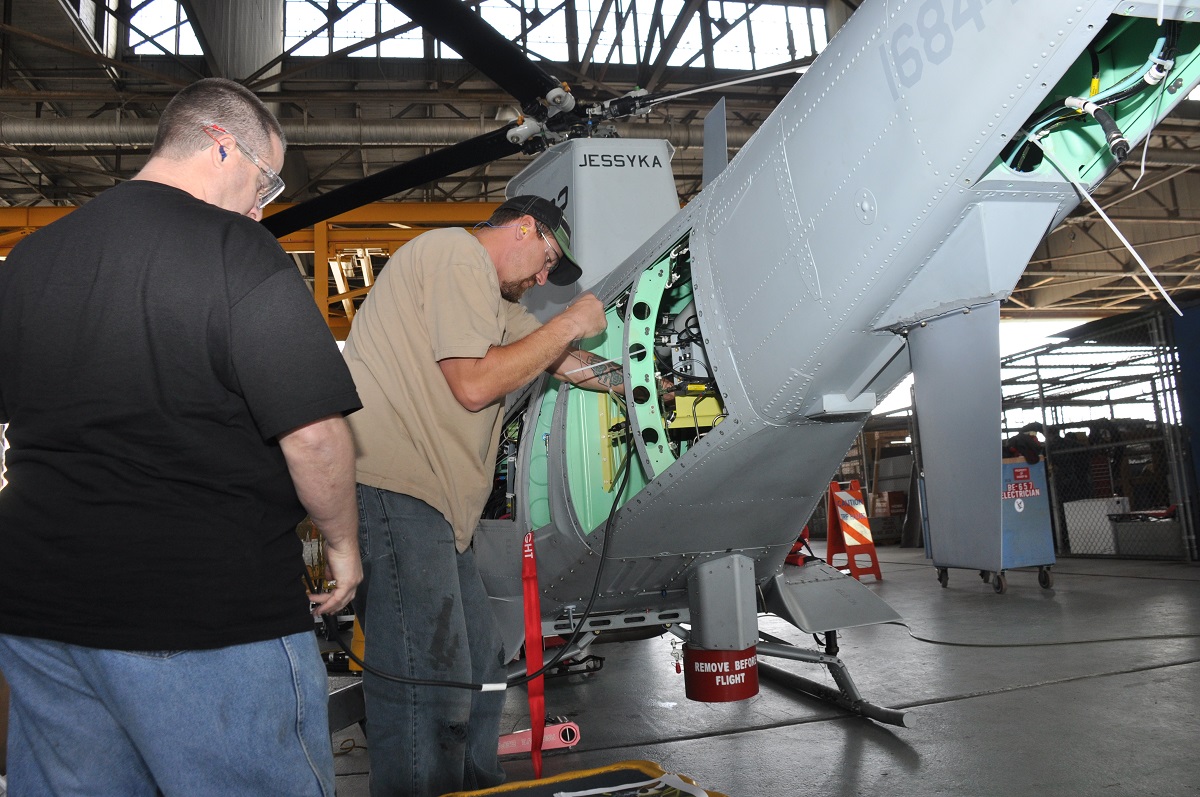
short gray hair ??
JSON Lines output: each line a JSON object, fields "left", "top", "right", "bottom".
{"left": 150, "top": 78, "right": 285, "bottom": 161}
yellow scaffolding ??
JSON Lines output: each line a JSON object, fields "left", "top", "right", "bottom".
{"left": 0, "top": 202, "right": 501, "bottom": 340}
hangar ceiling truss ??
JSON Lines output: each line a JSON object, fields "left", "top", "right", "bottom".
{"left": 2, "top": 0, "right": 1200, "bottom": 317}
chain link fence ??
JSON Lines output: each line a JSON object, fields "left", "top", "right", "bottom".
{"left": 1002, "top": 313, "right": 1196, "bottom": 560}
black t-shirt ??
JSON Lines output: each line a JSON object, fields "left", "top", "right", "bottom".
{"left": 0, "top": 180, "right": 361, "bottom": 650}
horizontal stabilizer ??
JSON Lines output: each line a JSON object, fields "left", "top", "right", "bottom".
{"left": 762, "top": 560, "right": 902, "bottom": 634}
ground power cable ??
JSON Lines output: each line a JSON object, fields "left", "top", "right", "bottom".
{"left": 882, "top": 621, "right": 1200, "bottom": 649}
{"left": 881, "top": 563, "right": 1200, "bottom": 584}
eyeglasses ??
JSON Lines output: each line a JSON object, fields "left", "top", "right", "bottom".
{"left": 201, "top": 124, "right": 286, "bottom": 209}
{"left": 536, "top": 227, "right": 561, "bottom": 274}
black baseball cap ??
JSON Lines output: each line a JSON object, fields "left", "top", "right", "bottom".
{"left": 498, "top": 195, "right": 583, "bottom": 286}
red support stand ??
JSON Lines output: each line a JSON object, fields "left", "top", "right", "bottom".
{"left": 785, "top": 525, "right": 812, "bottom": 566}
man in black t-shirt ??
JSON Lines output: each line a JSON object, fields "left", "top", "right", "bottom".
{"left": 0, "top": 78, "right": 361, "bottom": 796}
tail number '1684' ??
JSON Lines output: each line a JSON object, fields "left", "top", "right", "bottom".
{"left": 880, "top": 0, "right": 1020, "bottom": 101}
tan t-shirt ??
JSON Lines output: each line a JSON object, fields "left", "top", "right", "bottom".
{"left": 343, "top": 227, "right": 541, "bottom": 551}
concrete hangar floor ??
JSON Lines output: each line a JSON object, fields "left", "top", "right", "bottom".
{"left": 329, "top": 544, "right": 1200, "bottom": 796}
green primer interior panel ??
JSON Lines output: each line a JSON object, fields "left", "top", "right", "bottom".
{"left": 627, "top": 258, "right": 675, "bottom": 477}
{"left": 524, "top": 301, "right": 653, "bottom": 535}
{"left": 995, "top": 18, "right": 1200, "bottom": 184}
{"left": 562, "top": 301, "right": 650, "bottom": 535}
{"left": 526, "top": 236, "right": 720, "bottom": 535}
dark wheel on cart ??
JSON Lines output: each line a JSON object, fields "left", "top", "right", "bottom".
{"left": 937, "top": 567, "right": 949, "bottom": 588}
{"left": 1038, "top": 567, "right": 1053, "bottom": 589}
{"left": 992, "top": 572, "right": 1008, "bottom": 594}
{"left": 979, "top": 570, "right": 990, "bottom": 582}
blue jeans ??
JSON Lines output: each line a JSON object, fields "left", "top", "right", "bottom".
{"left": 0, "top": 631, "right": 333, "bottom": 797}
{"left": 354, "top": 486, "right": 506, "bottom": 797}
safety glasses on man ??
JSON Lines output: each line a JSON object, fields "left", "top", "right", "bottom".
{"left": 201, "top": 124, "right": 286, "bottom": 209}
{"left": 536, "top": 226, "right": 561, "bottom": 276}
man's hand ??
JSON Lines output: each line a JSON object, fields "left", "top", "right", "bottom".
{"left": 659, "top": 376, "right": 677, "bottom": 404}
{"left": 278, "top": 414, "right": 360, "bottom": 616}
{"left": 560, "top": 292, "right": 607, "bottom": 340}
{"left": 308, "top": 538, "right": 362, "bottom": 616}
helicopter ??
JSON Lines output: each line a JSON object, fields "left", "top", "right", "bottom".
{"left": 275, "top": 0, "right": 1200, "bottom": 728}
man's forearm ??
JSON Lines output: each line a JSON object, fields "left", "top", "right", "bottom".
{"left": 278, "top": 414, "right": 358, "bottom": 547}
{"left": 279, "top": 413, "right": 361, "bottom": 614}
{"left": 552, "top": 348, "right": 623, "bottom": 392}
{"left": 440, "top": 312, "right": 587, "bottom": 411}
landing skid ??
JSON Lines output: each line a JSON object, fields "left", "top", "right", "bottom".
{"left": 756, "top": 631, "right": 908, "bottom": 727}
{"left": 666, "top": 625, "right": 909, "bottom": 728}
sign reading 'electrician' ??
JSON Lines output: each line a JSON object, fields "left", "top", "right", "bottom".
{"left": 1001, "top": 466, "right": 1043, "bottom": 500}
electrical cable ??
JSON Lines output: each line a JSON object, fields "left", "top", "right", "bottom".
{"left": 1006, "top": 25, "right": 1179, "bottom": 170}
{"left": 884, "top": 620, "right": 1200, "bottom": 649}
{"left": 1126, "top": 24, "right": 1180, "bottom": 191}
{"left": 654, "top": 351, "right": 712, "bottom": 386}
{"left": 316, "top": 411, "right": 637, "bottom": 691}
{"left": 311, "top": 575, "right": 497, "bottom": 691}
{"left": 1090, "top": 36, "right": 1170, "bottom": 104}
{"left": 1090, "top": 23, "right": 1177, "bottom": 105}
{"left": 669, "top": 357, "right": 712, "bottom": 381}
{"left": 1064, "top": 98, "right": 1130, "bottom": 162}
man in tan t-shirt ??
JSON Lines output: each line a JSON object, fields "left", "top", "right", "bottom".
{"left": 342, "top": 195, "right": 616, "bottom": 797}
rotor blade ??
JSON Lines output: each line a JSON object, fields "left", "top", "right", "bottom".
{"left": 263, "top": 125, "right": 521, "bottom": 237}
{"left": 385, "top": 0, "right": 562, "bottom": 116}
